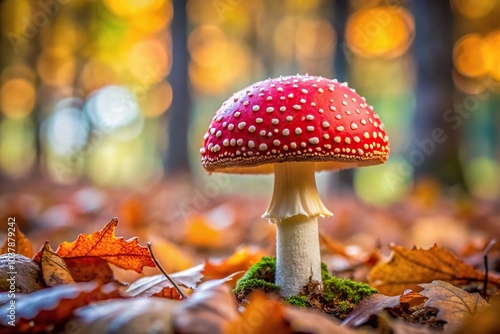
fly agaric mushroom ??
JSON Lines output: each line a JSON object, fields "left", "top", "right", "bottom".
{"left": 200, "top": 75, "right": 389, "bottom": 297}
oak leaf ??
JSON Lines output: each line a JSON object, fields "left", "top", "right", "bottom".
{"left": 34, "top": 218, "right": 155, "bottom": 275}
{"left": 419, "top": 280, "right": 490, "bottom": 329}
{"left": 40, "top": 242, "right": 75, "bottom": 286}
{"left": 63, "top": 257, "right": 114, "bottom": 283}
{"left": 368, "top": 244, "right": 500, "bottom": 295}
{"left": 0, "top": 282, "right": 123, "bottom": 333}
{"left": 0, "top": 226, "right": 33, "bottom": 257}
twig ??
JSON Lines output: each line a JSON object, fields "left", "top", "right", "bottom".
{"left": 482, "top": 239, "right": 496, "bottom": 298}
{"left": 147, "top": 242, "right": 188, "bottom": 299}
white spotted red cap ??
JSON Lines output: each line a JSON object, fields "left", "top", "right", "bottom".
{"left": 200, "top": 74, "right": 389, "bottom": 174}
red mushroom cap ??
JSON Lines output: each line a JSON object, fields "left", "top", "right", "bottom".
{"left": 201, "top": 75, "right": 390, "bottom": 174}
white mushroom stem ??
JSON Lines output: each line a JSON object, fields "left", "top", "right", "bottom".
{"left": 262, "top": 162, "right": 332, "bottom": 298}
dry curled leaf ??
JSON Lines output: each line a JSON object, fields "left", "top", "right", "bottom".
{"left": 40, "top": 242, "right": 75, "bottom": 287}
{"left": 0, "top": 282, "right": 123, "bottom": 333}
{"left": 0, "top": 226, "right": 33, "bottom": 258}
{"left": 419, "top": 280, "right": 490, "bottom": 329}
{"left": 342, "top": 294, "right": 401, "bottom": 328}
{"left": 34, "top": 218, "right": 155, "bottom": 274}
{"left": 369, "top": 244, "right": 500, "bottom": 296}
{"left": 0, "top": 254, "right": 45, "bottom": 293}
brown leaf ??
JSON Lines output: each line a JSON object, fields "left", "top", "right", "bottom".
{"left": 70, "top": 297, "right": 179, "bottom": 334}
{"left": 0, "top": 254, "right": 45, "bottom": 293}
{"left": 342, "top": 294, "right": 401, "bottom": 327}
{"left": 40, "top": 242, "right": 75, "bottom": 286}
{"left": 64, "top": 257, "right": 114, "bottom": 283}
{"left": 368, "top": 244, "right": 500, "bottom": 295}
{"left": 152, "top": 286, "right": 184, "bottom": 300}
{"left": 34, "top": 218, "right": 155, "bottom": 274}
{"left": 173, "top": 284, "right": 239, "bottom": 334}
{"left": 126, "top": 264, "right": 203, "bottom": 297}
{"left": 202, "top": 247, "right": 265, "bottom": 286}
{"left": 0, "top": 226, "right": 33, "bottom": 257}
{"left": 285, "top": 307, "right": 357, "bottom": 334}
{"left": 0, "top": 282, "right": 123, "bottom": 332}
{"left": 419, "top": 280, "right": 490, "bottom": 328}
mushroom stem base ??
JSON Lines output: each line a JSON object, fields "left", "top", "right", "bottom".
{"left": 276, "top": 215, "right": 322, "bottom": 297}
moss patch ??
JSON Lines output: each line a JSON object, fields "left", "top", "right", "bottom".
{"left": 233, "top": 256, "right": 280, "bottom": 301}
{"left": 233, "top": 256, "right": 377, "bottom": 319}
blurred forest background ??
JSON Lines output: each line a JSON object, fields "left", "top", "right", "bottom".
{"left": 0, "top": 0, "right": 499, "bottom": 256}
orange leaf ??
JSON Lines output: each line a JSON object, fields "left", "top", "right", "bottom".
{"left": 203, "top": 247, "right": 266, "bottom": 285}
{"left": 368, "top": 244, "right": 500, "bottom": 296}
{"left": 64, "top": 257, "right": 114, "bottom": 283}
{"left": 53, "top": 218, "right": 154, "bottom": 273}
{"left": 226, "top": 291, "right": 290, "bottom": 334}
{"left": 152, "top": 286, "right": 184, "bottom": 300}
{"left": 0, "top": 226, "right": 33, "bottom": 258}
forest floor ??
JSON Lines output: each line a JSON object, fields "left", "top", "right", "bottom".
{"left": 0, "top": 178, "right": 498, "bottom": 333}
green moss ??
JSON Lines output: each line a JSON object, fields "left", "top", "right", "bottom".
{"left": 233, "top": 256, "right": 280, "bottom": 300}
{"left": 286, "top": 295, "right": 308, "bottom": 308}
{"left": 233, "top": 256, "right": 377, "bottom": 319}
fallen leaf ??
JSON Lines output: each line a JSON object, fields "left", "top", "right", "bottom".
{"left": 173, "top": 284, "right": 239, "bottom": 334}
{"left": 70, "top": 297, "right": 179, "bottom": 334}
{"left": 369, "top": 244, "right": 500, "bottom": 295}
{"left": 319, "top": 232, "right": 351, "bottom": 258}
{"left": 0, "top": 226, "right": 33, "bottom": 257}
{"left": 342, "top": 294, "right": 401, "bottom": 327}
{"left": 0, "top": 282, "right": 123, "bottom": 333}
{"left": 126, "top": 264, "right": 203, "bottom": 297}
{"left": 152, "top": 287, "right": 184, "bottom": 300}
{"left": 419, "top": 280, "right": 490, "bottom": 329}
{"left": 40, "top": 242, "right": 75, "bottom": 286}
{"left": 34, "top": 218, "right": 155, "bottom": 274}
{"left": 0, "top": 254, "right": 45, "bottom": 293}
{"left": 285, "top": 307, "right": 357, "bottom": 334}
{"left": 454, "top": 302, "right": 500, "bottom": 334}
{"left": 226, "top": 291, "right": 290, "bottom": 334}
{"left": 203, "top": 247, "right": 265, "bottom": 286}
{"left": 64, "top": 257, "right": 114, "bottom": 283}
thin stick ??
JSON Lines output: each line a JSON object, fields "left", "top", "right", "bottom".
{"left": 147, "top": 242, "right": 188, "bottom": 299}
{"left": 482, "top": 239, "right": 496, "bottom": 298}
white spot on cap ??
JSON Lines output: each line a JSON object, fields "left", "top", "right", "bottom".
{"left": 330, "top": 106, "right": 336, "bottom": 111}
{"left": 210, "top": 128, "right": 216, "bottom": 135}
{"left": 309, "top": 137, "right": 319, "bottom": 144}
{"left": 259, "top": 143, "right": 268, "bottom": 151}
{"left": 244, "top": 101, "right": 249, "bottom": 106}
{"left": 282, "top": 129, "right": 290, "bottom": 136}
{"left": 272, "top": 118, "right": 279, "bottom": 125}
{"left": 335, "top": 115, "right": 342, "bottom": 120}
{"left": 353, "top": 136, "right": 360, "bottom": 143}
{"left": 334, "top": 136, "right": 341, "bottom": 143}
{"left": 237, "top": 139, "right": 243, "bottom": 146}
{"left": 256, "top": 118, "right": 263, "bottom": 123}
{"left": 267, "top": 96, "right": 272, "bottom": 101}
{"left": 277, "top": 87, "right": 283, "bottom": 92}
{"left": 266, "top": 107, "right": 274, "bottom": 113}
{"left": 252, "top": 105, "right": 260, "bottom": 112}
{"left": 200, "top": 147, "right": 206, "bottom": 154}
{"left": 360, "top": 119, "right": 367, "bottom": 125}
{"left": 301, "top": 89, "right": 308, "bottom": 94}
{"left": 300, "top": 99, "right": 306, "bottom": 104}
{"left": 373, "top": 132, "right": 378, "bottom": 138}
{"left": 334, "top": 148, "right": 340, "bottom": 153}
{"left": 323, "top": 134, "right": 330, "bottom": 139}
{"left": 280, "top": 106, "right": 286, "bottom": 112}
{"left": 288, "top": 93, "right": 294, "bottom": 98}
{"left": 307, "top": 126, "right": 314, "bottom": 132}
{"left": 230, "top": 139, "right": 236, "bottom": 146}
{"left": 336, "top": 126, "right": 344, "bottom": 132}
{"left": 345, "top": 137, "right": 351, "bottom": 144}
{"left": 306, "top": 115, "right": 314, "bottom": 120}
{"left": 342, "top": 101, "right": 348, "bottom": 106}
{"left": 322, "top": 121, "right": 330, "bottom": 128}
{"left": 291, "top": 142, "right": 297, "bottom": 149}
{"left": 215, "top": 131, "right": 221, "bottom": 137}
{"left": 238, "top": 122, "right": 246, "bottom": 130}
{"left": 228, "top": 124, "right": 234, "bottom": 131}
{"left": 328, "top": 86, "right": 334, "bottom": 92}
{"left": 273, "top": 139, "right": 280, "bottom": 146}
{"left": 286, "top": 116, "right": 293, "bottom": 121}
{"left": 260, "top": 130, "right": 266, "bottom": 136}
{"left": 248, "top": 125, "right": 256, "bottom": 133}
{"left": 343, "top": 94, "right": 348, "bottom": 98}
{"left": 293, "top": 105, "right": 301, "bottom": 110}
{"left": 234, "top": 112, "right": 241, "bottom": 117}
{"left": 223, "top": 139, "right": 229, "bottom": 146}
{"left": 364, "top": 132, "right": 370, "bottom": 139}
{"left": 310, "top": 102, "right": 316, "bottom": 107}
{"left": 301, "top": 142, "right": 307, "bottom": 148}
{"left": 248, "top": 140, "right": 255, "bottom": 148}
{"left": 358, "top": 148, "right": 364, "bottom": 155}
{"left": 351, "top": 122, "right": 358, "bottom": 130}
{"left": 295, "top": 127, "right": 302, "bottom": 135}
{"left": 318, "top": 88, "right": 324, "bottom": 93}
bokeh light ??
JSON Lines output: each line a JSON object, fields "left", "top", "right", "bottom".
{"left": 453, "top": 34, "right": 490, "bottom": 78}
{"left": 451, "top": 0, "right": 496, "bottom": 19}
{"left": 127, "top": 38, "right": 170, "bottom": 84}
{"left": 346, "top": 6, "right": 414, "bottom": 58}
{"left": 0, "top": 78, "right": 36, "bottom": 119}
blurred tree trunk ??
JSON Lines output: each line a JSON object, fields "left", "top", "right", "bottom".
{"left": 331, "top": 0, "right": 354, "bottom": 191}
{"left": 165, "top": 0, "right": 192, "bottom": 176}
{"left": 410, "top": 0, "right": 466, "bottom": 189}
